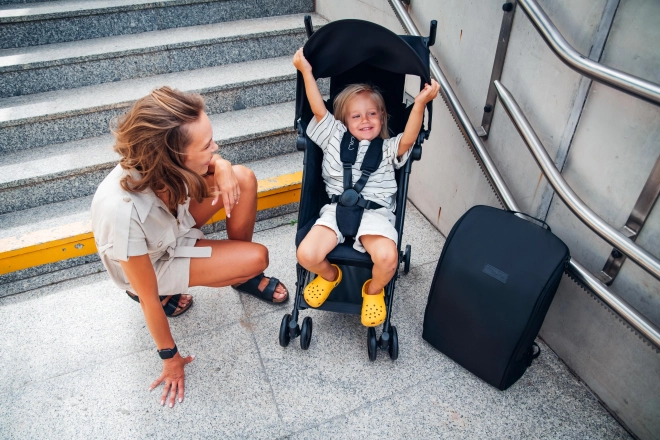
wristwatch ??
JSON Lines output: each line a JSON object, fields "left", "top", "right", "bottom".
{"left": 157, "top": 345, "right": 178, "bottom": 359}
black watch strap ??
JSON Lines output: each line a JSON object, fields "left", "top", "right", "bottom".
{"left": 157, "top": 345, "right": 178, "bottom": 359}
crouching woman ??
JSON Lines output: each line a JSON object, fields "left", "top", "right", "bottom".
{"left": 91, "top": 87, "right": 288, "bottom": 407}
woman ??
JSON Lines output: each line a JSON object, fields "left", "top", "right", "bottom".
{"left": 91, "top": 87, "right": 288, "bottom": 408}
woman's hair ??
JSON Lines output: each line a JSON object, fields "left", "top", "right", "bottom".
{"left": 112, "top": 86, "right": 209, "bottom": 211}
{"left": 333, "top": 83, "right": 389, "bottom": 139}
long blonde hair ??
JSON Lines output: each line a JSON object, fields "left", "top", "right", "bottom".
{"left": 112, "top": 86, "right": 209, "bottom": 211}
{"left": 333, "top": 84, "right": 389, "bottom": 139}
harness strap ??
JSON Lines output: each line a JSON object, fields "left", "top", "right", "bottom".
{"left": 339, "top": 131, "right": 383, "bottom": 192}
{"left": 330, "top": 195, "right": 385, "bottom": 210}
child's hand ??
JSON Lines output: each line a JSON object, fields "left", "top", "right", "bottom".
{"left": 414, "top": 79, "right": 440, "bottom": 106}
{"left": 293, "top": 48, "right": 313, "bottom": 74}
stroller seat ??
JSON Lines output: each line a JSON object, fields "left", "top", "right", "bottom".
{"left": 279, "top": 16, "right": 437, "bottom": 361}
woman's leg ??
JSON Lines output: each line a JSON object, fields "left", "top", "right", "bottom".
{"left": 359, "top": 235, "right": 398, "bottom": 294}
{"left": 296, "top": 225, "right": 340, "bottom": 281}
{"left": 188, "top": 165, "right": 258, "bottom": 242}
{"left": 188, "top": 166, "right": 285, "bottom": 298}
{"left": 189, "top": 239, "right": 268, "bottom": 286}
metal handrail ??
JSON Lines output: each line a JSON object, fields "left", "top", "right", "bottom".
{"left": 495, "top": 81, "right": 660, "bottom": 282}
{"left": 518, "top": 0, "right": 660, "bottom": 107}
{"left": 387, "top": 0, "right": 660, "bottom": 351}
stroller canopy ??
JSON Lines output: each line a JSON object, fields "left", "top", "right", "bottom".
{"left": 303, "top": 19, "right": 431, "bottom": 83}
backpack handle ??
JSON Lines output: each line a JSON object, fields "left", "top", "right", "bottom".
{"left": 508, "top": 210, "right": 551, "bottom": 232}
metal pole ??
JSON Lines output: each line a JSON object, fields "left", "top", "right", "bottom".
{"left": 495, "top": 80, "right": 660, "bottom": 283}
{"left": 518, "top": 0, "right": 660, "bottom": 107}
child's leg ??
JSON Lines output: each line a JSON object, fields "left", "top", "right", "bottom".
{"left": 360, "top": 235, "right": 399, "bottom": 294}
{"left": 296, "top": 225, "right": 340, "bottom": 281}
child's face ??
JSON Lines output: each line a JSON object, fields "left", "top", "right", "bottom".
{"left": 345, "top": 93, "right": 383, "bottom": 141}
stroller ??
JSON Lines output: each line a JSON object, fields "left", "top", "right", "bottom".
{"left": 279, "top": 16, "right": 437, "bottom": 361}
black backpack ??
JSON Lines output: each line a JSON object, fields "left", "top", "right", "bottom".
{"left": 423, "top": 205, "right": 570, "bottom": 390}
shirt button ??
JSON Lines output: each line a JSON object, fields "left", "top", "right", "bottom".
{"left": 123, "top": 196, "right": 131, "bottom": 202}
{"left": 157, "top": 241, "right": 163, "bottom": 248}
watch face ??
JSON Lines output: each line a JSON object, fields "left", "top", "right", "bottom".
{"left": 158, "top": 346, "right": 177, "bottom": 359}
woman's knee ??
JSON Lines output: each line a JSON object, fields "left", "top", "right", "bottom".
{"left": 233, "top": 165, "right": 257, "bottom": 191}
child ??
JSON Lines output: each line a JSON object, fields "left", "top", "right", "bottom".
{"left": 293, "top": 48, "right": 439, "bottom": 327}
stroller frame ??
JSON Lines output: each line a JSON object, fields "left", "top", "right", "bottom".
{"left": 279, "top": 16, "right": 437, "bottom": 361}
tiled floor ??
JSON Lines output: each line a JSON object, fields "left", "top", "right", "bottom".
{"left": 0, "top": 203, "right": 630, "bottom": 439}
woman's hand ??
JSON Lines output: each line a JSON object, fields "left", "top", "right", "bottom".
{"left": 211, "top": 155, "right": 240, "bottom": 217}
{"left": 149, "top": 353, "right": 195, "bottom": 407}
{"left": 293, "top": 47, "right": 312, "bottom": 74}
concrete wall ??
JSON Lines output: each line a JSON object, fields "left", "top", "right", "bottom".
{"left": 315, "top": 1, "right": 660, "bottom": 438}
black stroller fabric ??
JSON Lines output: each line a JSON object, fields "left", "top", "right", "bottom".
{"left": 422, "top": 205, "right": 570, "bottom": 390}
{"left": 293, "top": 19, "right": 432, "bottom": 313}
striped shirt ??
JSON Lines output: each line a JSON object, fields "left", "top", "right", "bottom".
{"left": 307, "top": 111, "right": 411, "bottom": 211}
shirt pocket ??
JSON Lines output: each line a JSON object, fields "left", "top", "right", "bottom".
{"left": 146, "top": 227, "right": 177, "bottom": 254}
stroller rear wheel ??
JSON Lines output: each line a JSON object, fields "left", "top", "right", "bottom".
{"left": 403, "top": 245, "right": 412, "bottom": 274}
{"left": 300, "top": 316, "right": 313, "bottom": 350}
{"left": 367, "top": 327, "right": 378, "bottom": 361}
{"left": 279, "top": 314, "right": 292, "bottom": 347}
{"left": 388, "top": 326, "right": 399, "bottom": 360}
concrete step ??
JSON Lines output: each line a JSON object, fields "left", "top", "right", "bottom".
{"left": 0, "top": 55, "right": 327, "bottom": 154}
{"left": 0, "top": 13, "right": 326, "bottom": 98}
{"left": 0, "top": 150, "right": 304, "bottom": 295}
{"left": 0, "top": 0, "right": 313, "bottom": 49}
{"left": 0, "top": 100, "right": 299, "bottom": 214}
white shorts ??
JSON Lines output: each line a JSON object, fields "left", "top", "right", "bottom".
{"left": 314, "top": 203, "right": 398, "bottom": 253}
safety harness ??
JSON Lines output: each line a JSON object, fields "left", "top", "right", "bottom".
{"left": 330, "top": 132, "right": 385, "bottom": 237}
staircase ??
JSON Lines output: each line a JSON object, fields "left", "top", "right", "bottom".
{"left": 0, "top": 0, "right": 327, "bottom": 296}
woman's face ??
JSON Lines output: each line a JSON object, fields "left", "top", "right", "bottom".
{"left": 345, "top": 93, "right": 383, "bottom": 141}
{"left": 183, "top": 111, "right": 218, "bottom": 175}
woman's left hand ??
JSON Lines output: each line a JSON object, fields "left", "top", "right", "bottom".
{"left": 211, "top": 156, "right": 240, "bottom": 217}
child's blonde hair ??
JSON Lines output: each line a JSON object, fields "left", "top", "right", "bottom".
{"left": 333, "top": 84, "right": 389, "bottom": 139}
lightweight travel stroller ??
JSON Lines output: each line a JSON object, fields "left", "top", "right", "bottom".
{"left": 279, "top": 17, "right": 437, "bottom": 361}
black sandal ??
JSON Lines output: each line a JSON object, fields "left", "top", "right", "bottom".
{"left": 232, "top": 273, "right": 289, "bottom": 304}
{"left": 125, "top": 291, "right": 193, "bottom": 317}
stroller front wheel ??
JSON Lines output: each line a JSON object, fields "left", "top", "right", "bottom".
{"left": 367, "top": 327, "right": 378, "bottom": 361}
{"left": 279, "top": 314, "right": 292, "bottom": 347}
{"left": 389, "top": 326, "right": 399, "bottom": 360}
{"left": 300, "top": 316, "right": 313, "bottom": 350}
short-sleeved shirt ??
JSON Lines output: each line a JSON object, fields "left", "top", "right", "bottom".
{"left": 91, "top": 164, "right": 211, "bottom": 296}
{"left": 306, "top": 110, "right": 411, "bottom": 211}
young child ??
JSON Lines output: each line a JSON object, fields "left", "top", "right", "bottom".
{"left": 293, "top": 48, "right": 439, "bottom": 327}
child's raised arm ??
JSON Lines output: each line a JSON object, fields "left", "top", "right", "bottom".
{"left": 398, "top": 79, "right": 440, "bottom": 156}
{"left": 293, "top": 48, "right": 327, "bottom": 122}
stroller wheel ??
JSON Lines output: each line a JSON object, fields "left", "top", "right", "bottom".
{"left": 367, "top": 327, "right": 378, "bottom": 362}
{"left": 300, "top": 316, "right": 313, "bottom": 350}
{"left": 389, "top": 326, "right": 399, "bottom": 360}
{"left": 403, "top": 244, "right": 412, "bottom": 274}
{"left": 279, "top": 314, "right": 292, "bottom": 347}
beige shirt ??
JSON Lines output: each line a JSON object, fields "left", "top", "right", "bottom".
{"left": 91, "top": 165, "right": 211, "bottom": 295}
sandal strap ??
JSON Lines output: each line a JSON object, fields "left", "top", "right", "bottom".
{"left": 162, "top": 294, "right": 181, "bottom": 316}
{"left": 261, "top": 276, "right": 280, "bottom": 301}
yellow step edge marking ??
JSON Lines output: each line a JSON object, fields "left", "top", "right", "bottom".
{"left": 0, "top": 171, "right": 302, "bottom": 275}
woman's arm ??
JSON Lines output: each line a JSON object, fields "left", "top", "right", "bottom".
{"left": 293, "top": 48, "right": 327, "bottom": 122}
{"left": 206, "top": 154, "right": 240, "bottom": 216}
{"left": 120, "top": 254, "right": 194, "bottom": 407}
{"left": 398, "top": 79, "right": 440, "bottom": 157}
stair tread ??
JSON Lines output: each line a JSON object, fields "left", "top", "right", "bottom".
{"left": 0, "top": 150, "right": 304, "bottom": 250}
{"left": 0, "top": 55, "right": 296, "bottom": 125}
{"left": 0, "top": 100, "right": 297, "bottom": 189}
{"left": 0, "top": 13, "right": 323, "bottom": 70}
{"left": 1, "top": 0, "right": 232, "bottom": 21}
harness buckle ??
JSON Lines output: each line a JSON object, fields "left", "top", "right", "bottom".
{"left": 339, "top": 189, "right": 360, "bottom": 207}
